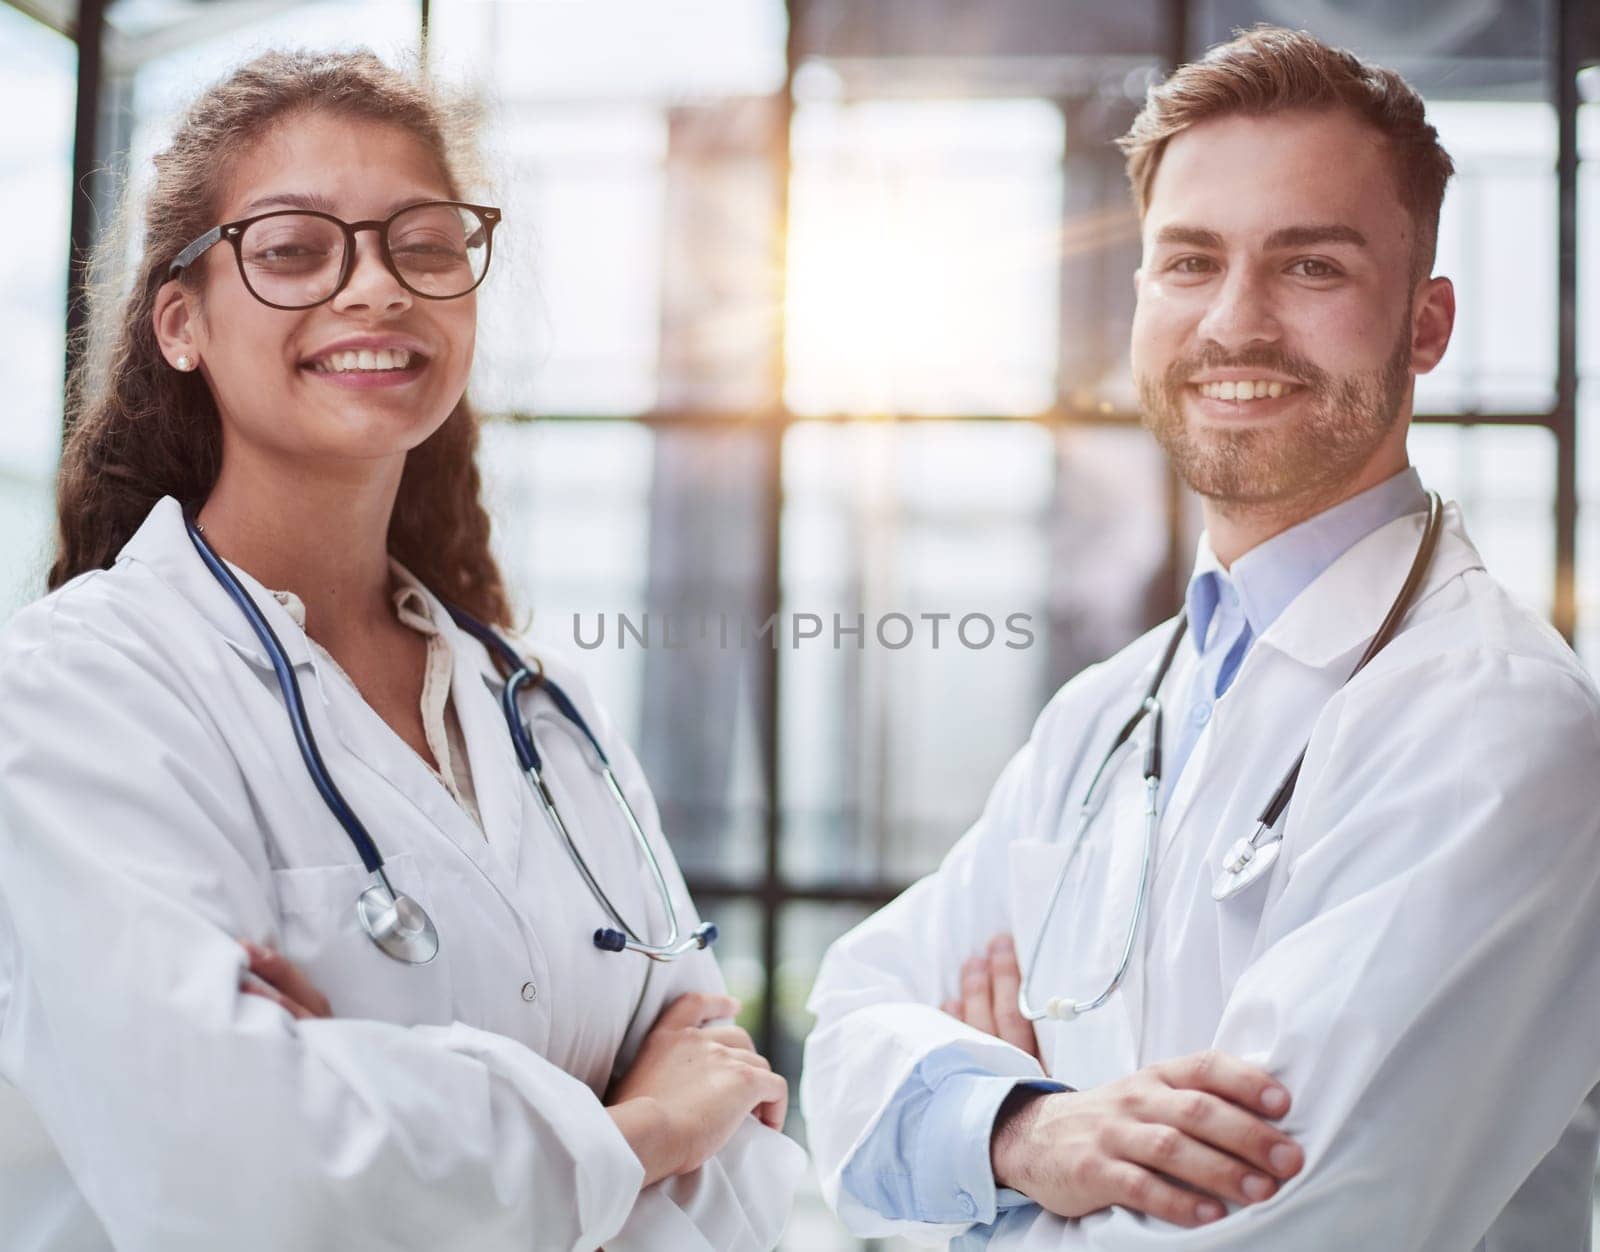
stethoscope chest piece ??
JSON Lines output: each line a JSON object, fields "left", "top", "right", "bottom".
{"left": 358, "top": 883, "right": 440, "bottom": 965}
{"left": 1211, "top": 831, "right": 1282, "bottom": 902}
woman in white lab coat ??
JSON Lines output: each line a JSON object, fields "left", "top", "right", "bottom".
{"left": 0, "top": 48, "right": 803, "bottom": 1252}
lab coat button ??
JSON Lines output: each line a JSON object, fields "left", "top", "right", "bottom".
{"left": 1191, "top": 701, "right": 1212, "bottom": 725}
{"left": 520, "top": 981, "right": 538, "bottom": 1002}
{"left": 957, "top": 1190, "right": 977, "bottom": 1217}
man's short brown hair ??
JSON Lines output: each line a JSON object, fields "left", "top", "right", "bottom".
{"left": 1117, "top": 25, "right": 1455, "bottom": 285}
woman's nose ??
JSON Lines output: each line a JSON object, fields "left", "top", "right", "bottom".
{"left": 331, "top": 232, "right": 411, "bottom": 313}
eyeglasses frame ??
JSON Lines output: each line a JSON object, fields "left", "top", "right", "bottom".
{"left": 166, "top": 200, "right": 502, "bottom": 310}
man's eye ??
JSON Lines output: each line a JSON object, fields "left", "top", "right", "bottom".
{"left": 1168, "top": 256, "right": 1216, "bottom": 274}
{"left": 1289, "top": 258, "right": 1339, "bottom": 278}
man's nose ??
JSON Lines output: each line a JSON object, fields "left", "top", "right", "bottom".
{"left": 1194, "top": 265, "right": 1280, "bottom": 352}
{"left": 332, "top": 231, "right": 411, "bottom": 314}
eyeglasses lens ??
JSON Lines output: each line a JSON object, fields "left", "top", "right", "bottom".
{"left": 238, "top": 205, "right": 490, "bottom": 307}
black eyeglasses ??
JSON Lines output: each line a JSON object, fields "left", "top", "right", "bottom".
{"left": 167, "top": 201, "right": 501, "bottom": 310}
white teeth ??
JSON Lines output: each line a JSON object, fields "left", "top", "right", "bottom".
{"left": 1195, "top": 379, "right": 1295, "bottom": 401}
{"left": 310, "top": 348, "right": 415, "bottom": 373}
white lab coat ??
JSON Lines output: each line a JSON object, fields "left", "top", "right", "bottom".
{"left": 801, "top": 502, "right": 1600, "bottom": 1250}
{"left": 0, "top": 496, "right": 805, "bottom": 1252}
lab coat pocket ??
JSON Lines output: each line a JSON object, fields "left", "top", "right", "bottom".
{"left": 268, "top": 852, "right": 456, "bottom": 1027}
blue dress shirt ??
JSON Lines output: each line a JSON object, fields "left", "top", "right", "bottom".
{"left": 840, "top": 467, "right": 1429, "bottom": 1235}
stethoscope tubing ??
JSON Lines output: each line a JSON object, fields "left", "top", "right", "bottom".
{"left": 184, "top": 507, "right": 714, "bottom": 966}
{"left": 1018, "top": 492, "right": 1445, "bottom": 1023}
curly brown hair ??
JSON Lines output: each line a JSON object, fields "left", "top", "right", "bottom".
{"left": 1118, "top": 25, "right": 1454, "bottom": 286}
{"left": 50, "top": 47, "right": 512, "bottom": 628}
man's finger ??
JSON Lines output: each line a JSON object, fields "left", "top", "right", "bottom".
{"left": 941, "top": 998, "right": 963, "bottom": 1019}
{"left": 1157, "top": 1050, "right": 1291, "bottom": 1121}
{"left": 242, "top": 942, "right": 332, "bottom": 1017}
{"left": 986, "top": 934, "right": 1039, "bottom": 1059}
{"left": 961, "top": 956, "right": 997, "bottom": 1037}
{"left": 1141, "top": 1086, "right": 1302, "bottom": 1181}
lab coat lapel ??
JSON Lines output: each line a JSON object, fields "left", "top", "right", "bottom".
{"left": 453, "top": 656, "right": 530, "bottom": 883}
{"left": 1258, "top": 503, "right": 1484, "bottom": 669}
{"left": 1154, "top": 503, "right": 1485, "bottom": 880}
{"left": 308, "top": 649, "right": 508, "bottom": 880}
{"left": 118, "top": 495, "right": 316, "bottom": 670}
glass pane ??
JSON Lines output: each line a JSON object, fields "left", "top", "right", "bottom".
{"left": 779, "top": 420, "right": 1167, "bottom": 886}
{"left": 467, "top": 107, "right": 668, "bottom": 417}
{"left": 0, "top": 6, "right": 74, "bottom": 619}
{"left": 699, "top": 897, "right": 765, "bottom": 1041}
{"left": 427, "top": 1, "right": 788, "bottom": 417}
{"left": 1410, "top": 424, "right": 1556, "bottom": 620}
{"left": 1418, "top": 102, "right": 1557, "bottom": 414}
{"left": 1194, "top": 1, "right": 1550, "bottom": 94}
{"left": 785, "top": 99, "right": 1064, "bottom": 417}
{"left": 428, "top": 0, "right": 787, "bottom": 102}
{"left": 482, "top": 420, "right": 770, "bottom": 881}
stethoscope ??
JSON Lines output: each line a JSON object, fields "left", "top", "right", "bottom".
{"left": 184, "top": 509, "right": 717, "bottom": 966}
{"left": 1018, "top": 492, "right": 1444, "bottom": 1023}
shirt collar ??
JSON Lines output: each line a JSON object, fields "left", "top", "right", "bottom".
{"left": 268, "top": 559, "right": 442, "bottom": 639}
{"left": 1185, "top": 466, "right": 1428, "bottom": 645}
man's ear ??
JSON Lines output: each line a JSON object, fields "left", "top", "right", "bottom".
{"left": 152, "top": 278, "right": 202, "bottom": 370}
{"left": 1410, "top": 275, "right": 1454, "bottom": 376}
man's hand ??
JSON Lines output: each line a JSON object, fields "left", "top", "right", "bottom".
{"left": 940, "top": 934, "right": 1041, "bottom": 1061}
{"left": 990, "top": 1050, "right": 1303, "bottom": 1228}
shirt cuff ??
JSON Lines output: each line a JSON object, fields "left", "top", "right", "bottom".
{"left": 913, "top": 1074, "right": 1068, "bottom": 1225}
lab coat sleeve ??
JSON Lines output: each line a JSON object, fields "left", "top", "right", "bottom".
{"left": 799, "top": 681, "right": 1097, "bottom": 1243}
{"left": 1003, "top": 648, "right": 1600, "bottom": 1250}
{"left": 0, "top": 623, "right": 647, "bottom": 1252}
{"left": 538, "top": 656, "right": 807, "bottom": 1251}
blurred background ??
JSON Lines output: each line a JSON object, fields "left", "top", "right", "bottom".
{"left": 2, "top": 0, "right": 1597, "bottom": 1246}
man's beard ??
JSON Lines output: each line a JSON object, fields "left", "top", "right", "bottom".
{"left": 1136, "top": 326, "right": 1413, "bottom": 510}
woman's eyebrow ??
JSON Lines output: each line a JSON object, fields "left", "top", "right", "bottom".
{"left": 239, "top": 191, "right": 339, "bottom": 215}
{"left": 236, "top": 192, "right": 444, "bottom": 217}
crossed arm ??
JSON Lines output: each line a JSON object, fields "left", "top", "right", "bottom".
{"left": 936, "top": 936, "right": 1302, "bottom": 1229}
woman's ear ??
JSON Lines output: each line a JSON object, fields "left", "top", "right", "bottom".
{"left": 152, "top": 278, "right": 203, "bottom": 372}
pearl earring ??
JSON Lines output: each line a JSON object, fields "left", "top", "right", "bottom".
{"left": 175, "top": 355, "right": 194, "bottom": 372}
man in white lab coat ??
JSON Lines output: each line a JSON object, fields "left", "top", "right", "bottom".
{"left": 800, "top": 25, "right": 1600, "bottom": 1251}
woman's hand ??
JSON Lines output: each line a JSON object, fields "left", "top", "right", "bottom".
{"left": 606, "top": 991, "right": 788, "bottom": 1188}
{"left": 990, "top": 1052, "right": 1304, "bottom": 1228}
{"left": 237, "top": 939, "right": 332, "bottom": 1019}
{"left": 940, "top": 933, "right": 1041, "bottom": 1061}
